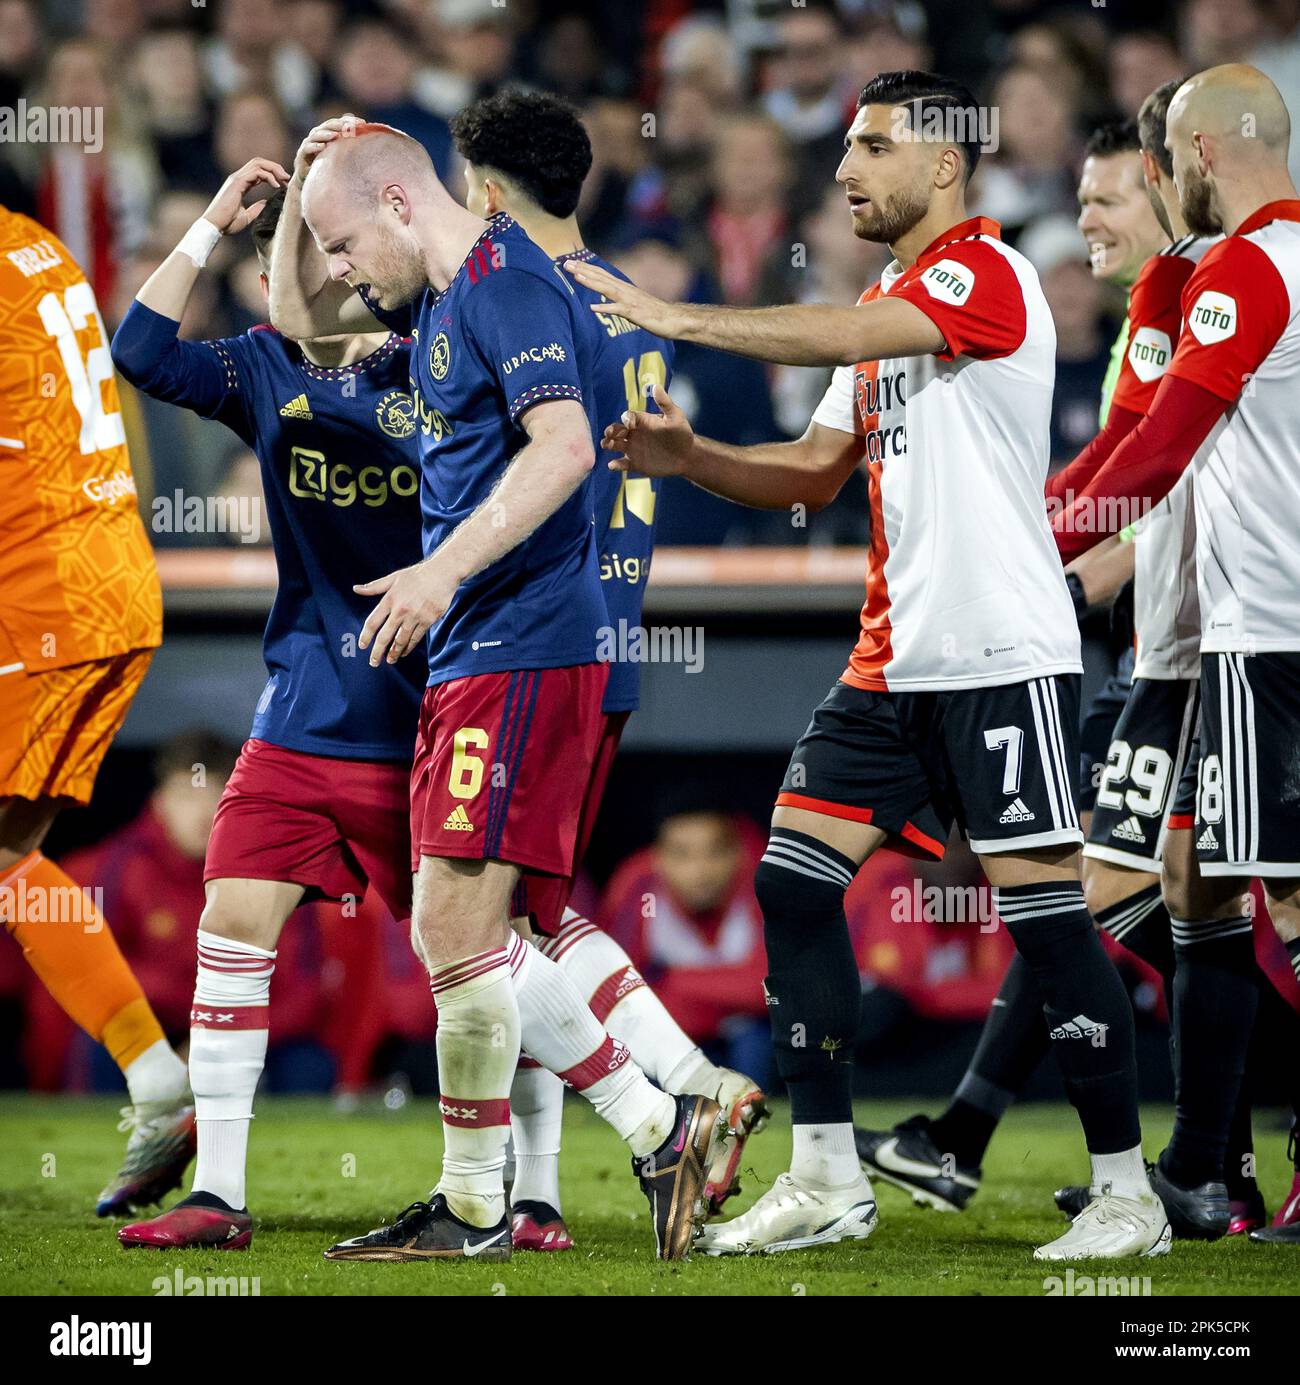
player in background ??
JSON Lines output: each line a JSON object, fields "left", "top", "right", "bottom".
{"left": 450, "top": 88, "right": 768, "bottom": 1250}
{"left": 274, "top": 119, "right": 724, "bottom": 1262}
{"left": 1050, "top": 64, "right": 1300, "bottom": 1247}
{"left": 0, "top": 203, "right": 194, "bottom": 1217}
{"left": 107, "top": 161, "right": 428, "bottom": 1252}
{"left": 854, "top": 98, "right": 1251, "bottom": 1230}
{"left": 569, "top": 70, "right": 1167, "bottom": 1260}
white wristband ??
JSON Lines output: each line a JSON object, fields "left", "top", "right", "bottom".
{"left": 177, "top": 218, "right": 222, "bottom": 269}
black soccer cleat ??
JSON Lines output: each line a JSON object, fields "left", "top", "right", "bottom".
{"left": 323, "top": 1194, "right": 511, "bottom": 1262}
{"left": 1149, "top": 1155, "right": 1230, "bottom": 1240}
{"left": 1053, "top": 1184, "right": 1091, "bottom": 1220}
{"left": 1249, "top": 1221, "right": 1300, "bottom": 1245}
{"left": 632, "top": 1092, "right": 724, "bottom": 1261}
{"left": 855, "top": 1115, "right": 980, "bottom": 1212}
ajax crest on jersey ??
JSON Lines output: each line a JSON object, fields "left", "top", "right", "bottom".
{"left": 429, "top": 332, "right": 452, "bottom": 380}
{"left": 375, "top": 390, "right": 416, "bottom": 440}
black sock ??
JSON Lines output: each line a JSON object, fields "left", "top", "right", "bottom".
{"left": 755, "top": 829, "right": 861, "bottom": 1125}
{"left": 931, "top": 953, "right": 1048, "bottom": 1167}
{"left": 1095, "top": 883, "right": 1175, "bottom": 980}
{"left": 1164, "top": 914, "right": 1259, "bottom": 1188}
{"left": 993, "top": 881, "right": 1140, "bottom": 1155}
{"left": 1224, "top": 1079, "right": 1257, "bottom": 1201}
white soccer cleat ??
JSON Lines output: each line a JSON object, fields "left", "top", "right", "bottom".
{"left": 1033, "top": 1184, "right": 1172, "bottom": 1261}
{"left": 695, "top": 1171, "right": 878, "bottom": 1256}
{"left": 703, "top": 1070, "right": 770, "bottom": 1217}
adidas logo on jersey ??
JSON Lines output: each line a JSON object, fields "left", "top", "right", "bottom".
{"left": 1197, "top": 825, "right": 1218, "bottom": 850}
{"left": 999, "top": 798, "right": 1035, "bottom": 824}
{"left": 442, "top": 805, "right": 474, "bottom": 832}
{"left": 1111, "top": 816, "right": 1146, "bottom": 844}
{"left": 1049, "top": 1014, "right": 1108, "bottom": 1041}
{"left": 279, "top": 393, "right": 313, "bottom": 420}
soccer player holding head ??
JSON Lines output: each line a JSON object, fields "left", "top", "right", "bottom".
{"left": 1048, "top": 64, "right": 1300, "bottom": 1247}
{"left": 277, "top": 117, "right": 724, "bottom": 1261}
{"left": 567, "top": 70, "right": 1168, "bottom": 1259}
{"left": 450, "top": 86, "right": 769, "bottom": 1247}
{"left": 0, "top": 202, "right": 193, "bottom": 1216}
{"left": 107, "top": 160, "right": 429, "bottom": 1252}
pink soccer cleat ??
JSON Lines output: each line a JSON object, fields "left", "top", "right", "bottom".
{"left": 511, "top": 1201, "right": 573, "bottom": 1252}
{"left": 119, "top": 1193, "right": 252, "bottom": 1251}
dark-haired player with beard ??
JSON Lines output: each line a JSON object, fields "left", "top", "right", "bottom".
{"left": 1050, "top": 64, "right": 1300, "bottom": 1248}
{"left": 567, "top": 70, "right": 1166, "bottom": 1259}
{"left": 449, "top": 86, "right": 768, "bottom": 1251}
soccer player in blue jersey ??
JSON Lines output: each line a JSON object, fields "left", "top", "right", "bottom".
{"left": 272, "top": 117, "right": 724, "bottom": 1261}
{"left": 107, "top": 158, "right": 427, "bottom": 1251}
{"left": 450, "top": 88, "right": 770, "bottom": 1248}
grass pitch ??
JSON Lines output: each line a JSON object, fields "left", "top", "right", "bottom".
{"left": 1, "top": 1094, "right": 1295, "bottom": 1296}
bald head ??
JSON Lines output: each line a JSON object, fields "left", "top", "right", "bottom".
{"left": 1165, "top": 64, "right": 1296, "bottom": 236}
{"left": 301, "top": 123, "right": 443, "bottom": 312}
{"left": 1169, "top": 64, "right": 1291, "bottom": 160}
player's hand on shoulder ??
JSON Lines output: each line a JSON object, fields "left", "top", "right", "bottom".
{"left": 294, "top": 114, "right": 364, "bottom": 185}
{"left": 203, "top": 158, "right": 290, "bottom": 235}
{"left": 605, "top": 384, "right": 693, "bottom": 477}
{"left": 355, "top": 560, "right": 455, "bottom": 667}
{"left": 562, "top": 259, "right": 684, "bottom": 338}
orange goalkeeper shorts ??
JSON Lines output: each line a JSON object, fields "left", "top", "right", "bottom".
{"left": 0, "top": 622, "right": 154, "bottom": 806}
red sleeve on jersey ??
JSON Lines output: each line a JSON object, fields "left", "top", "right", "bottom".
{"left": 1044, "top": 402, "right": 1143, "bottom": 508}
{"left": 1110, "top": 254, "right": 1195, "bottom": 415}
{"left": 889, "top": 239, "right": 1027, "bottom": 361}
{"left": 1166, "top": 237, "right": 1290, "bottom": 401}
{"left": 1052, "top": 373, "right": 1227, "bottom": 562}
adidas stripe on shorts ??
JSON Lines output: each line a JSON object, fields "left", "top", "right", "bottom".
{"left": 1193, "top": 651, "right": 1300, "bottom": 878}
{"left": 774, "top": 675, "right": 1084, "bottom": 858}
{"left": 1083, "top": 677, "right": 1199, "bottom": 870}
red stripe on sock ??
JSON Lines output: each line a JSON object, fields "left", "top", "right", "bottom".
{"left": 547, "top": 924, "right": 598, "bottom": 964}
{"left": 589, "top": 966, "right": 646, "bottom": 1024}
{"left": 558, "top": 1036, "right": 630, "bottom": 1092}
{"left": 516, "top": 1055, "right": 543, "bottom": 1070}
{"left": 190, "top": 1004, "right": 268, "bottom": 1030}
{"left": 438, "top": 1096, "right": 510, "bottom": 1128}
{"left": 429, "top": 949, "right": 509, "bottom": 996}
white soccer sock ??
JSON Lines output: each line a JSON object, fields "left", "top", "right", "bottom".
{"left": 790, "top": 1121, "right": 861, "bottom": 1190}
{"left": 1090, "top": 1144, "right": 1151, "bottom": 1201}
{"left": 430, "top": 946, "right": 520, "bottom": 1227}
{"left": 188, "top": 930, "right": 276, "bottom": 1210}
{"left": 508, "top": 1058, "right": 564, "bottom": 1212}
{"left": 511, "top": 934, "right": 676, "bottom": 1157}
{"left": 539, "top": 908, "right": 718, "bottom": 1093}
{"left": 123, "top": 1037, "right": 188, "bottom": 1108}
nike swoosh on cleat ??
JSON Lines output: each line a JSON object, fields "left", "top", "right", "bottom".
{"left": 871, "top": 1137, "right": 943, "bottom": 1180}
{"left": 672, "top": 1121, "right": 688, "bottom": 1154}
{"left": 463, "top": 1231, "right": 507, "bottom": 1258}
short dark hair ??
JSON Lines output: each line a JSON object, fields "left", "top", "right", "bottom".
{"left": 249, "top": 187, "right": 286, "bottom": 267}
{"left": 450, "top": 87, "right": 593, "bottom": 218}
{"left": 856, "top": 70, "right": 983, "bottom": 182}
{"left": 1138, "top": 78, "right": 1185, "bottom": 178}
{"left": 1083, "top": 117, "right": 1141, "bottom": 161}
{"left": 153, "top": 730, "right": 240, "bottom": 786}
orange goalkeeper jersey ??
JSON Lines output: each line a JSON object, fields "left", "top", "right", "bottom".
{"left": 0, "top": 206, "right": 160, "bottom": 672}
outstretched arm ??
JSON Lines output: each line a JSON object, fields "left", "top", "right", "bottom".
{"left": 564, "top": 258, "right": 943, "bottom": 366}
{"left": 603, "top": 383, "right": 862, "bottom": 512}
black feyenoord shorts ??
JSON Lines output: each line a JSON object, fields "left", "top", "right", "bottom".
{"left": 1083, "top": 677, "right": 1199, "bottom": 870}
{"left": 775, "top": 675, "right": 1084, "bottom": 858}
{"left": 1194, "top": 651, "right": 1300, "bottom": 878}
{"left": 1078, "top": 647, "right": 1135, "bottom": 811}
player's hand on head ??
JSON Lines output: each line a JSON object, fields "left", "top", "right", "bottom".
{"left": 355, "top": 560, "right": 454, "bottom": 667}
{"left": 606, "top": 384, "right": 692, "bottom": 477}
{"left": 203, "top": 158, "right": 291, "bottom": 235}
{"left": 561, "top": 259, "right": 683, "bottom": 338}
{"left": 294, "top": 114, "right": 364, "bottom": 184}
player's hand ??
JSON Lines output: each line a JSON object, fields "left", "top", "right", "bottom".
{"left": 355, "top": 560, "right": 455, "bottom": 667}
{"left": 603, "top": 384, "right": 694, "bottom": 477}
{"left": 562, "top": 259, "right": 687, "bottom": 338}
{"left": 293, "top": 114, "right": 364, "bottom": 185}
{"left": 203, "top": 158, "right": 290, "bottom": 235}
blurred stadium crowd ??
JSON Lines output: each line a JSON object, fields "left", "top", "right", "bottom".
{"left": 5, "top": 0, "right": 1300, "bottom": 1101}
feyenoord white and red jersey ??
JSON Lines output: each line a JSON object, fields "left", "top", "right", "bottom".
{"left": 1164, "top": 200, "right": 1300, "bottom": 654}
{"left": 812, "top": 216, "right": 1080, "bottom": 692}
{"left": 1119, "top": 236, "right": 1215, "bottom": 681}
